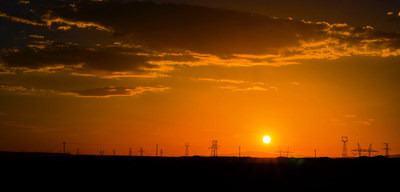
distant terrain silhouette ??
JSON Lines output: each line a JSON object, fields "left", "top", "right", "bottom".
{"left": 0, "top": 151, "right": 398, "bottom": 190}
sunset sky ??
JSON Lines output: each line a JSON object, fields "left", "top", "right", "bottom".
{"left": 1, "top": 0, "right": 400, "bottom": 157}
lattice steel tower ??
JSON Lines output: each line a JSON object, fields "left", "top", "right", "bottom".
{"left": 383, "top": 143, "right": 390, "bottom": 158}
{"left": 209, "top": 140, "right": 219, "bottom": 157}
{"left": 185, "top": 142, "right": 190, "bottom": 156}
{"left": 342, "top": 136, "right": 348, "bottom": 158}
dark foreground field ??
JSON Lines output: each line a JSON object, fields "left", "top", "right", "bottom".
{"left": 1, "top": 152, "right": 399, "bottom": 190}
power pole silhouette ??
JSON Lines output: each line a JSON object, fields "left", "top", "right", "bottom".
{"left": 62, "top": 142, "right": 66, "bottom": 155}
{"left": 209, "top": 140, "right": 219, "bottom": 157}
{"left": 185, "top": 142, "right": 190, "bottom": 156}
{"left": 139, "top": 147, "right": 144, "bottom": 156}
{"left": 113, "top": 149, "right": 116, "bottom": 156}
{"left": 286, "top": 147, "right": 291, "bottom": 157}
{"left": 276, "top": 147, "right": 293, "bottom": 157}
{"left": 351, "top": 143, "right": 378, "bottom": 157}
{"left": 383, "top": 143, "right": 390, "bottom": 158}
{"left": 368, "top": 144, "right": 373, "bottom": 157}
{"left": 342, "top": 136, "right": 348, "bottom": 158}
{"left": 129, "top": 148, "right": 132, "bottom": 156}
{"left": 314, "top": 149, "right": 317, "bottom": 159}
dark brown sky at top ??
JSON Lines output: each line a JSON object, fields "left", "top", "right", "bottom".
{"left": 143, "top": 0, "right": 400, "bottom": 33}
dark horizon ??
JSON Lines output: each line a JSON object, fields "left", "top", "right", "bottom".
{"left": 1, "top": 150, "right": 399, "bottom": 190}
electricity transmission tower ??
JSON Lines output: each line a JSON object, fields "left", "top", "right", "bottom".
{"left": 314, "top": 149, "right": 317, "bottom": 159}
{"left": 383, "top": 143, "right": 391, "bottom": 158}
{"left": 275, "top": 147, "right": 293, "bottom": 157}
{"left": 351, "top": 143, "right": 378, "bottom": 157}
{"left": 185, "top": 142, "right": 190, "bottom": 156}
{"left": 139, "top": 147, "right": 144, "bottom": 156}
{"left": 342, "top": 136, "right": 348, "bottom": 158}
{"left": 209, "top": 140, "right": 219, "bottom": 157}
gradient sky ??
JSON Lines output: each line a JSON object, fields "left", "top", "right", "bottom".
{"left": 1, "top": 0, "right": 400, "bottom": 157}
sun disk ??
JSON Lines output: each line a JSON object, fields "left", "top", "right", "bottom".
{"left": 263, "top": 135, "right": 271, "bottom": 144}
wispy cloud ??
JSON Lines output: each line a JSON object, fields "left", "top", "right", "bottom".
{"left": 195, "top": 77, "right": 277, "bottom": 92}
{"left": 0, "top": 84, "right": 57, "bottom": 96}
{"left": 0, "top": 11, "right": 45, "bottom": 26}
{"left": 0, "top": 84, "right": 170, "bottom": 98}
{"left": 331, "top": 115, "right": 374, "bottom": 127}
{"left": 219, "top": 85, "right": 278, "bottom": 92}
{"left": 64, "top": 86, "right": 170, "bottom": 98}
{"left": 0, "top": 9, "right": 111, "bottom": 32}
{"left": 42, "top": 16, "right": 112, "bottom": 32}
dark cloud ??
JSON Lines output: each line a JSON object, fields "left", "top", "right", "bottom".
{"left": 0, "top": 41, "right": 200, "bottom": 76}
{"left": 1, "top": 42, "right": 156, "bottom": 74}
{"left": 50, "top": 1, "right": 327, "bottom": 56}
{"left": 48, "top": 1, "right": 400, "bottom": 57}
{"left": 1, "top": 0, "right": 400, "bottom": 75}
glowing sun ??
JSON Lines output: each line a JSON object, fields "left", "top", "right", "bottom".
{"left": 263, "top": 135, "right": 271, "bottom": 144}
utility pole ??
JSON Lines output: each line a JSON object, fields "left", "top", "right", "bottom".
{"left": 62, "top": 142, "right": 66, "bottom": 155}
{"left": 113, "top": 149, "right": 116, "bottom": 156}
{"left": 129, "top": 148, "right": 132, "bottom": 156}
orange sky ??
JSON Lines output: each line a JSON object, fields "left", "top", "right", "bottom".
{"left": 0, "top": 0, "right": 400, "bottom": 157}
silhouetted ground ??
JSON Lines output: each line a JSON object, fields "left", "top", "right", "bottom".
{"left": 1, "top": 151, "right": 398, "bottom": 190}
